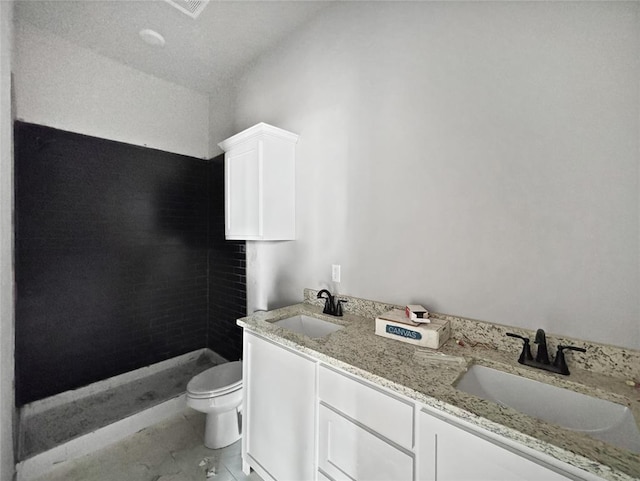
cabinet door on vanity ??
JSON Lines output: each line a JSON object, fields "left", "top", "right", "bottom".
{"left": 417, "top": 409, "right": 572, "bottom": 481}
{"left": 243, "top": 332, "right": 316, "bottom": 481}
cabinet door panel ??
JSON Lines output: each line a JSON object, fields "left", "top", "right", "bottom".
{"left": 318, "top": 404, "right": 413, "bottom": 481}
{"left": 418, "top": 410, "right": 571, "bottom": 481}
{"left": 244, "top": 332, "right": 315, "bottom": 481}
{"left": 225, "top": 140, "right": 260, "bottom": 238}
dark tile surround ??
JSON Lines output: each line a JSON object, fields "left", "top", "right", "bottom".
{"left": 208, "top": 157, "right": 246, "bottom": 362}
{"left": 14, "top": 122, "right": 246, "bottom": 405}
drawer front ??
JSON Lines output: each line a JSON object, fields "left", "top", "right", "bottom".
{"left": 319, "top": 365, "right": 414, "bottom": 449}
{"left": 317, "top": 470, "right": 333, "bottom": 481}
{"left": 318, "top": 404, "right": 414, "bottom": 481}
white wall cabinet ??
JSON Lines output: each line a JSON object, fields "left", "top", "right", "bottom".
{"left": 218, "top": 123, "right": 298, "bottom": 240}
{"left": 242, "top": 331, "right": 315, "bottom": 481}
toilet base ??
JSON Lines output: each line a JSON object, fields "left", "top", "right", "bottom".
{"left": 204, "top": 408, "right": 241, "bottom": 449}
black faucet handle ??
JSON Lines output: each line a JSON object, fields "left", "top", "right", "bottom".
{"left": 558, "top": 345, "right": 587, "bottom": 353}
{"left": 506, "top": 333, "right": 534, "bottom": 363}
{"left": 506, "top": 332, "right": 528, "bottom": 342}
{"left": 335, "top": 299, "right": 347, "bottom": 317}
{"left": 553, "top": 345, "right": 586, "bottom": 375}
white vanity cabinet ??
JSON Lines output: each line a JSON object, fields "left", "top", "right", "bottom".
{"left": 317, "top": 366, "right": 414, "bottom": 481}
{"left": 417, "top": 408, "right": 575, "bottom": 481}
{"left": 218, "top": 123, "right": 298, "bottom": 240}
{"left": 242, "top": 331, "right": 315, "bottom": 481}
{"left": 241, "top": 326, "right": 609, "bottom": 481}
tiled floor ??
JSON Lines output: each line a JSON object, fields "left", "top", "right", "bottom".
{"left": 33, "top": 410, "right": 262, "bottom": 481}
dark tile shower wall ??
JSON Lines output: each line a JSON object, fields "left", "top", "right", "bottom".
{"left": 207, "top": 156, "right": 246, "bottom": 361}
{"left": 14, "top": 122, "right": 246, "bottom": 406}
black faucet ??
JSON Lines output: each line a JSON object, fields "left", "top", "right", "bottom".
{"left": 316, "top": 289, "right": 347, "bottom": 317}
{"left": 534, "top": 328, "right": 550, "bottom": 364}
{"left": 506, "top": 329, "right": 586, "bottom": 375}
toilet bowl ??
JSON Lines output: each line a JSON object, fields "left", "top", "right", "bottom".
{"left": 186, "top": 360, "right": 243, "bottom": 449}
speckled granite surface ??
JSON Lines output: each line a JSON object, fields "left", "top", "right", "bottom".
{"left": 239, "top": 290, "right": 640, "bottom": 481}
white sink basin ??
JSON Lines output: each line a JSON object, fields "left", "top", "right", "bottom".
{"left": 455, "top": 364, "right": 640, "bottom": 453}
{"left": 272, "top": 315, "right": 343, "bottom": 339}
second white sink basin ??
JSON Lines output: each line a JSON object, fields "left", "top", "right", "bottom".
{"left": 272, "top": 315, "right": 343, "bottom": 339}
{"left": 455, "top": 364, "right": 640, "bottom": 453}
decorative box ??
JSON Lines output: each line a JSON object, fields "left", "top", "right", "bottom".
{"left": 375, "top": 309, "right": 451, "bottom": 349}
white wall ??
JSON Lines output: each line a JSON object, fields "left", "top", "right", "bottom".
{"left": 0, "top": 1, "right": 15, "bottom": 479}
{"left": 231, "top": 2, "right": 640, "bottom": 349}
{"left": 14, "top": 22, "right": 209, "bottom": 159}
{"left": 208, "top": 81, "right": 236, "bottom": 158}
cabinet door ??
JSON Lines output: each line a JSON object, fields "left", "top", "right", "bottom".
{"left": 225, "top": 139, "right": 261, "bottom": 238}
{"left": 318, "top": 404, "right": 414, "bottom": 481}
{"left": 417, "top": 409, "right": 571, "bottom": 481}
{"left": 243, "top": 332, "right": 316, "bottom": 481}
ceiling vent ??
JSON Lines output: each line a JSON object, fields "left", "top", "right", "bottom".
{"left": 163, "top": 0, "right": 210, "bottom": 19}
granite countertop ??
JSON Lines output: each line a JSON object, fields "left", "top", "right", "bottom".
{"left": 237, "top": 296, "right": 640, "bottom": 481}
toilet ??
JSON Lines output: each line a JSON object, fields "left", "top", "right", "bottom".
{"left": 186, "top": 360, "right": 243, "bottom": 449}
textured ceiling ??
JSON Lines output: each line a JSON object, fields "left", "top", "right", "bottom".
{"left": 15, "top": 0, "right": 332, "bottom": 94}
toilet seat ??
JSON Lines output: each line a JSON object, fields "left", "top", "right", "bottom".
{"left": 187, "top": 361, "right": 242, "bottom": 398}
{"left": 187, "top": 383, "right": 240, "bottom": 399}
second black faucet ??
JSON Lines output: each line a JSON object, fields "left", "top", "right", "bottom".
{"left": 506, "top": 329, "right": 586, "bottom": 375}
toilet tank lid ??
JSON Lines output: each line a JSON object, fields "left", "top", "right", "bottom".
{"left": 187, "top": 360, "right": 242, "bottom": 395}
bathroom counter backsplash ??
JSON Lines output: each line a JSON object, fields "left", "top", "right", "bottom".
{"left": 303, "top": 289, "right": 640, "bottom": 382}
{"left": 239, "top": 290, "right": 640, "bottom": 481}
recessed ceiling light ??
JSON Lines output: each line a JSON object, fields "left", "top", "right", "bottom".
{"left": 139, "top": 29, "right": 166, "bottom": 47}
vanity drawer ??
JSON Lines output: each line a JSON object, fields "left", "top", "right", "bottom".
{"left": 318, "top": 365, "right": 414, "bottom": 449}
{"left": 317, "top": 470, "right": 333, "bottom": 481}
{"left": 318, "top": 404, "right": 414, "bottom": 481}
